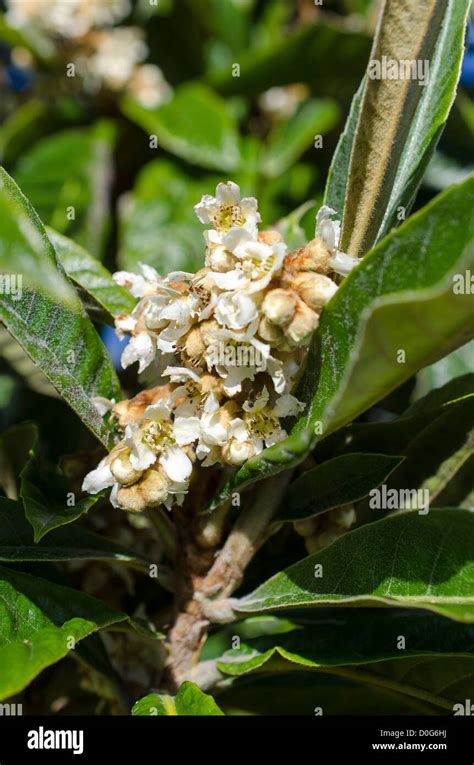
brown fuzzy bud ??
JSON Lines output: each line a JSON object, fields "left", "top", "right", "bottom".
{"left": 285, "top": 299, "right": 319, "bottom": 345}
{"left": 258, "top": 229, "right": 284, "bottom": 246}
{"left": 116, "top": 469, "right": 169, "bottom": 513}
{"left": 113, "top": 385, "right": 171, "bottom": 428}
{"left": 184, "top": 326, "right": 205, "bottom": 363}
{"left": 200, "top": 319, "right": 219, "bottom": 347}
{"left": 284, "top": 238, "right": 332, "bottom": 276}
{"left": 262, "top": 288, "right": 297, "bottom": 327}
{"left": 290, "top": 272, "right": 338, "bottom": 312}
{"left": 200, "top": 374, "right": 224, "bottom": 396}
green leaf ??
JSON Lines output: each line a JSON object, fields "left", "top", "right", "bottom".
{"left": 339, "top": 0, "right": 471, "bottom": 256}
{"left": 324, "top": 78, "right": 364, "bottom": 213}
{"left": 122, "top": 83, "right": 240, "bottom": 171}
{"left": 47, "top": 228, "right": 136, "bottom": 323}
{"left": 414, "top": 340, "right": 474, "bottom": 400}
{"left": 261, "top": 99, "right": 339, "bottom": 178}
{"left": 0, "top": 325, "right": 57, "bottom": 398}
{"left": 0, "top": 564, "right": 143, "bottom": 700}
{"left": 0, "top": 497, "right": 150, "bottom": 571}
{"left": 276, "top": 453, "right": 403, "bottom": 522}
{"left": 373, "top": 395, "right": 474, "bottom": 511}
{"left": 20, "top": 451, "right": 99, "bottom": 542}
{"left": 0, "top": 169, "right": 121, "bottom": 448}
{"left": 236, "top": 509, "right": 474, "bottom": 622}
{"left": 210, "top": 176, "right": 474, "bottom": 507}
{"left": 331, "top": 656, "right": 474, "bottom": 713}
{"left": 218, "top": 671, "right": 440, "bottom": 715}
{"left": 210, "top": 22, "right": 371, "bottom": 102}
{"left": 13, "top": 122, "right": 115, "bottom": 259}
{"left": 0, "top": 166, "right": 75, "bottom": 306}
{"left": 216, "top": 609, "right": 474, "bottom": 677}
{"left": 132, "top": 682, "right": 224, "bottom": 716}
{"left": 118, "top": 159, "right": 215, "bottom": 274}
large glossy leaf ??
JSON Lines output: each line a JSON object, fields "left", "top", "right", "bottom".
{"left": 261, "top": 98, "right": 340, "bottom": 178}
{"left": 118, "top": 159, "right": 214, "bottom": 274}
{"left": 132, "top": 682, "right": 224, "bottom": 716}
{"left": 378, "top": 395, "right": 474, "bottom": 509}
{"left": 0, "top": 169, "right": 121, "bottom": 448}
{"left": 20, "top": 450, "right": 99, "bottom": 542}
{"left": 339, "top": 0, "right": 471, "bottom": 256}
{"left": 0, "top": 565, "right": 143, "bottom": 700}
{"left": 122, "top": 83, "right": 240, "bottom": 171}
{"left": 0, "top": 497, "right": 150, "bottom": 571}
{"left": 211, "top": 176, "right": 474, "bottom": 507}
{"left": 0, "top": 166, "right": 72, "bottom": 305}
{"left": 216, "top": 608, "right": 474, "bottom": 677}
{"left": 47, "top": 228, "right": 136, "bottom": 324}
{"left": 13, "top": 122, "right": 115, "bottom": 258}
{"left": 276, "top": 453, "right": 403, "bottom": 522}
{"left": 236, "top": 509, "right": 474, "bottom": 622}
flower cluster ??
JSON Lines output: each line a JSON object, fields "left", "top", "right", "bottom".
{"left": 6, "top": 0, "right": 172, "bottom": 108}
{"left": 83, "top": 182, "right": 358, "bottom": 512}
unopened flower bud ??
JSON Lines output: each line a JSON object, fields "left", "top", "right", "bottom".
{"left": 258, "top": 316, "right": 284, "bottom": 344}
{"left": 113, "top": 385, "right": 171, "bottom": 427}
{"left": 258, "top": 229, "right": 284, "bottom": 246}
{"left": 291, "top": 272, "right": 338, "bottom": 312}
{"left": 221, "top": 438, "right": 254, "bottom": 466}
{"left": 117, "top": 469, "right": 169, "bottom": 513}
{"left": 184, "top": 326, "right": 205, "bottom": 362}
{"left": 200, "top": 319, "right": 219, "bottom": 347}
{"left": 293, "top": 517, "right": 320, "bottom": 538}
{"left": 305, "top": 524, "right": 342, "bottom": 554}
{"left": 206, "top": 244, "right": 236, "bottom": 272}
{"left": 285, "top": 299, "right": 319, "bottom": 345}
{"left": 262, "top": 288, "right": 297, "bottom": 326}
{"left": 110, "top": 449, "right": 142, "bottom": 486}
{"left": 329, "top": 505, "right": 356, "bottom": 530}
{"left": 284, "top": 238, "right": 332, "bottom": 275}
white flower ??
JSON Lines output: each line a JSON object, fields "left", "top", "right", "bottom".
{"left": 194, "top": 182, "right": 261, "bottom": 249}
{"left": 113, "top": 264, "right": 159, "bottom": 298}
{"left": 6, "top": 0, "right": 130, "bottom": 38}
{"left": 210, "top": 236, "right": 286, "bottom": 294}
{"left": 92, "top": 396, "right": 115, "bottom": 416}
{"left": 215, "top": 292, "right": 258, "bottom": 329}
{"left": 128, "top": 64, "right": 172, "bottom": 109}
{"left": 85, "top": 28, "right": 148, "bottom": 92}
{"left": 121, "top": 332, "right": 156, "bottom": 373}
{"left": 316, "top": 206, "right": 359, "bottom": 277}
{"left": 82, "top": 458, "right": 115, "bottom": 494}
{"left": 152, "top": 293, "right": 200, "bottom": 354}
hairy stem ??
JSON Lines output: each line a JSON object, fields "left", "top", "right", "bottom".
{"left": 166, "top": 471, "right": 291, "bottom": 688}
